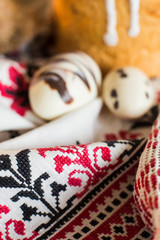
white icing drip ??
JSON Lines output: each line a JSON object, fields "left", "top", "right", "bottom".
{"left": 104, "top": 0, "right": 141, "bottom": 46}
{"left": 104, "top": 0, "right": 118, "bottom": 46}
{"left": 128, "top": 0, "right": 140, "bottom": 37}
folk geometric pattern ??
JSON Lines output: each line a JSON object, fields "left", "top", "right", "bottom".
{"left": 134, "top": 114, "right": 160, "bottom": 239}
{"left": 0, "top": 140, "right": 153, "bottom": 239}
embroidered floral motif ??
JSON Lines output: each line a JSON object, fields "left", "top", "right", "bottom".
{"left": 0, "top": 65, "right": 30, "bottom": 116}
{"left": 0, "top": 204, "right": 38, "bottom": 240}
{"left": 38, "top": 144, "right": 111, "bottom": 198}
{"left": 0, "top": 141, "right": 148, "bottom": 239}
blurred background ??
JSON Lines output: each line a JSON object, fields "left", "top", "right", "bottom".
{"left": 0, "top": 0, "right": 55, "bottom": 58}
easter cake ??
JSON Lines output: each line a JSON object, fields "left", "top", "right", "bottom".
{"left": 53, "top": 0, "right": 160, "bottom": 77}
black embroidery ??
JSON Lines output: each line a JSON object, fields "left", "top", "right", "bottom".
{"left": 0, "top": 176, "right": 23, "bottom": 188}
{"left": 50, "top": 182, "right": 67, "bottom": 210}
{"left": 114, "top": 226, "right": 124, "bottom": 234}
{"left": 11, "top": 190, "right": 39, "bottom": 202}
{"left": 34, "top": 173, "right": 50, "bottom": 197}
{"left": 0, "top": 155, "right": 11, "bottom": 170}
{"left": 0, "top": 150, "right": 69, "bottom": 228}
{"left": 16, "top": 149, "right": 31, "bottom": 185}
{"left": 125, "top": 216, "right": 135, "bottom": 224}
{"left": 21, "top": 204, "right": 38, "bottom": 221}
{"left": 141, "top": 231, "right": 151, "bottom": 238}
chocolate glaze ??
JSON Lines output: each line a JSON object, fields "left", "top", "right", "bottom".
{"left": 71, "top": 57, "right": 97, "bottom": 87}
{"left": 53, "top": 58, "right": 94, "bottom": 90}
{"left": 74, "top": 71, "right": 90, "bottom": 90}
{"left": 74, "top": 58, "right": 97, "bottom": 86}
{"left": 40, "top": 72, "right": 73, "bottom": 104}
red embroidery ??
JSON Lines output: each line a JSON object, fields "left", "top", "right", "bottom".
{"left": 105, "top": 130, "right": 142, "bottom": 141}
{"left": 0, "top": 204, "right": 38, "bottom": 240}
{"left": 5, "top": 219, "right": 25, "bottom": 238}
{"left": 149, "top": 196, "right": 153, "bottom": 210}
{"left": 133, "top": 116, "right": 160, "bottom": 233}
{"left": 154, "top": 196, "right": 158, "bottom": 209}
{"left": 157, "top": 169, "right": 160, "bottom": 176}
{"left": 52, "top": 160, "right": 143, "bottom": 240}
{"left": 38, "top": 145, "right": 112, "bottom": 198}
{"left": 68, "top": 169, "right": 89, "bottom": 187}
{"left": 152, "top": 141, "right": 158, "bottom": 149}
{"left": 134, "top": 181, "right": 139, "bottom": 197}
{"left": 0, "top": 233, "right": 3, "bottom": 240}
{"left": 144, "top": 176, "right": 150, "bottom": 193}
{"left": 151, "top": 174, "right": 157, "bottom": 190}
{"left": 147, "top": 141, "right": 152, "bottom": 149}
{"left": 137, "top": 178, "right": 141, "bottom": 190}
{"left": 154, "top": 119, "right": 158, "bottom": 126}
{"left": 145, "top": 164, "right": 149, "bottom": 174}
{"left": 18, "top": 62, "right": 26, "bottom": 69}
{"left": 153, "top": 129, "right": 158, "bottom": 138}
{"left": 140, "top": 171, "right": 145, "bottom": 188}
{"left": 54, "top": 155, "right": 73, "bottom": 173}
{"left": 0, "top": 205, "right": 10, "bottom": 218}
{"left": 4, "top": 219, "right": 38, "bottom": 240}
{"left": 0, "top": 66, "right": 30, "bottom": 116}
{"left": 151, "top": 158, "right": 156, "bottom": 168}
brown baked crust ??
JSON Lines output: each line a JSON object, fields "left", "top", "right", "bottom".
{"left": 53, "top": 0, "right": 160, "bottom": 77}
{"left": 0, "top": 0, "right": 53, "bottom": 53}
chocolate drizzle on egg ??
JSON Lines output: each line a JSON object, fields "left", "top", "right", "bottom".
{"left": 29, "top": 52, "right": 101, "bottom": 120}
{"left": 53, "top": 58, "right": 91, "bottom": 90}
{"left": 52, "top": 52, "right": 101, "bottom": 90}
{"left": 40, "top": 72, "right": 73, "bottom": 104}
{"left": 33, "top": 52, "right": 101, "bottom": 107}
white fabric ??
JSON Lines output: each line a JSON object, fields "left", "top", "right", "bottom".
{"left": 0, "top": 104, "right": 35, "bottom": 131}
{"left": 0, "top": 98, "right": 102, "bottom": 150}
{"left": 0, "top": 95, "right": 154, "bottom": 152}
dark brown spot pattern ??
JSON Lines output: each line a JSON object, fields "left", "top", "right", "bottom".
{"left": 117, "top": 69, "right": 127, "bottom": 78}
{"left": 111, "top": 89, "right": 117, "bottom": 97}
{"left": 114, "top": 101, "right": 119, "bottom": 109}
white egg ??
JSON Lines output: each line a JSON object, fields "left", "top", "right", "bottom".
{"left": 29, "top": 52, "right": 102, "bottom": 120}
{"left": 102, "top": 67, "right": 155, "bottom": 119}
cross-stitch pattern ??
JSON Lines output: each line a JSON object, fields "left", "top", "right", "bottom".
{"left": 0, "top": 140, "right": 153, "bottom": 239}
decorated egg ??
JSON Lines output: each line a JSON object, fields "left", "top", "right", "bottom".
{"left": 29, "top": 52, "right": 102, "bottom": 120}
{"left": 102, "top": 67, "right": 155, "bottom": 119}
